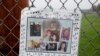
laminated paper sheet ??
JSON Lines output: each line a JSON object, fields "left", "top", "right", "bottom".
{"left": 19, "top": 8, "right": 82, "bottom": 56}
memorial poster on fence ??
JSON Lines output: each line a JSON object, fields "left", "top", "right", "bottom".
{"left": 19, "top": 8, "right": 82, "bottom": 56}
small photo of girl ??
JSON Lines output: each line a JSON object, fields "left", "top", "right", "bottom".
{"left": 61, "top": 28, "right": 70, "bottom": 40}
{"left": 49, "top": 33, "right": 59, "bottom": 42}
{"left": 58, "top": 41, "right": 67, "bottom": 52}
{"left": 43, "top": 30, "right": 51, "bottom": 41}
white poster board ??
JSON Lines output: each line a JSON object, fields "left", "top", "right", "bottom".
{"left": 19, "top": 7, "right": 82, "bottom": 56}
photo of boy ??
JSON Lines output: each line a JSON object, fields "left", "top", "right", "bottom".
{"left": 30, "top": 22, "right": 41, "bottom": 36}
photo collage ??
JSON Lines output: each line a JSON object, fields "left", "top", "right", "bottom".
{"left": 26, "top": 18, "right": 73, "bottom": 53}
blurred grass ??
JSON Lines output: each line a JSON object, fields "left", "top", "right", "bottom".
{"left": 79, "top": 13, "right": 100, "bottom": 56}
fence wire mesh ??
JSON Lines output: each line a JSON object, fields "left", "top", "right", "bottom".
{"left": 0, "top": 0, "right": 100, "bottom": 56}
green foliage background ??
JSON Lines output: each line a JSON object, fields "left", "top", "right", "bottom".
{"left": 79, "top": 13, "right": 100, "bottom": 56}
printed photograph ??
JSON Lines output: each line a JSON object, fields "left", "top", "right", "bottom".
{"left": 58, "top": 41, "right": 67, "bottom": 52}
{"left": 30, "top": 22, "right": 41, "bottom": 36}
{"left": 27, "top": 39, "right": 46, "bottom": 51}
{"left": 61, "top": 27, "right": 70, "bottom": 40}
{"left": 43, "top": 19, "right": 60, "bottom": 42}
{"left": 46, "top": 43, "right": 57, "bottom": 51}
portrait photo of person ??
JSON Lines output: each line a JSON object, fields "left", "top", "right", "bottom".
{"left": 46, "top": 43, "right": 57, "bottom": 51}
{"left": 49, "top": 33, "right": 59, "bottom": 42}
{"left": 61, "top": 28, "right": 70, "bottom": 40}
{"left": 43, "top": 30, "right": 51, "bottom": 41}
{"left": 43, "top": 19, "right": 60, "bottom": 42}
{"left": 48, "top": 20, "right": 60, "bottom": 31}
{"left": 30, "top": 22, "right": 41, "bottom": 36}
{"left": 58, "top": 41, "right": 67, "bottom": 52}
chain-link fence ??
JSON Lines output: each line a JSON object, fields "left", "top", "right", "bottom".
{"left": 0, "top": 0, "right": 100, "bottom": 56}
